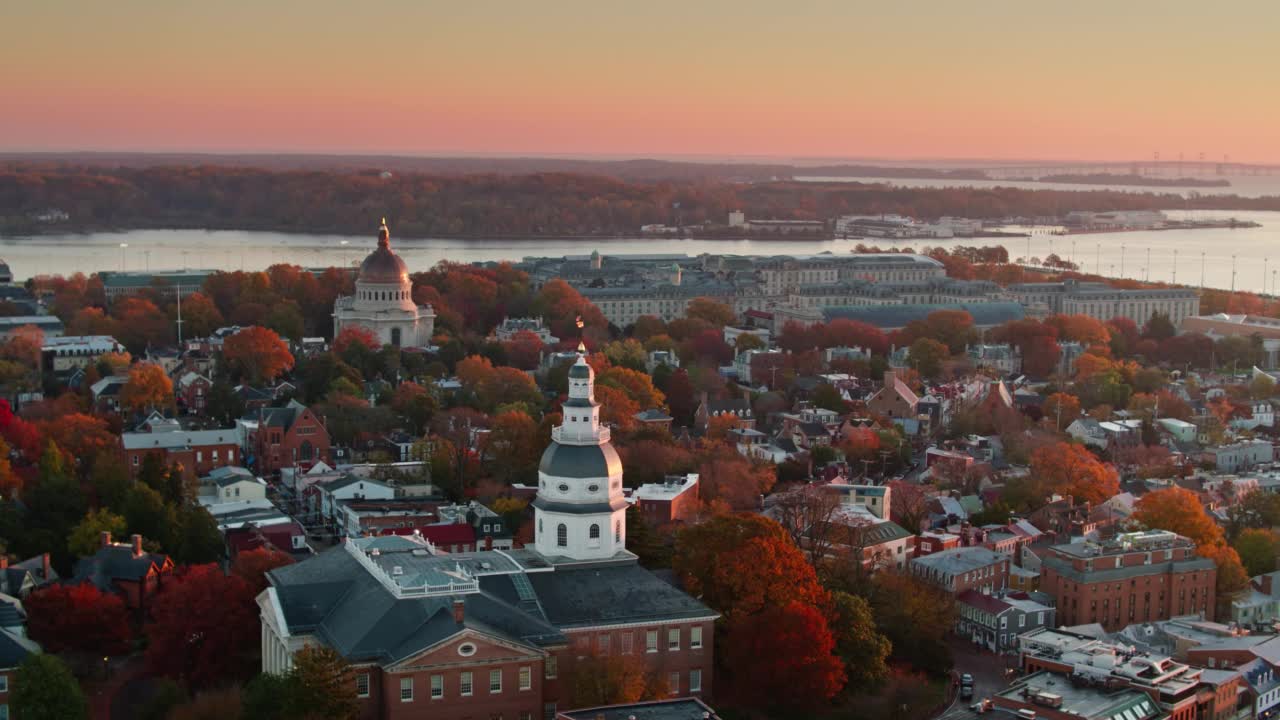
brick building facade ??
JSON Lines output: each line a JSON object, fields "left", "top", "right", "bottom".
{"left": 251, "top": 400, "right": 332, "bottom": 475}
{"left": 1039, "top": 530, "right": 1217, "bottom": 632}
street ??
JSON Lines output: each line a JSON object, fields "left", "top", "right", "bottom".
{"left": 935, "top": 636, "right": 1018, "bottom": 720}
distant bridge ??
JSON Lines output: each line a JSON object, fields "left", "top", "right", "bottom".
{"left": 975, "top": 161, "right": 1280, "bottom": 179}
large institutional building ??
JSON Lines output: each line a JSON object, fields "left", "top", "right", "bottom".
{"left": 333, "top": 220, "right": 436, "bottom": 347}
{"left": 512, "top": 252, "right": 1199, "bottom": 330}
{"left": 258, "top": 349, "right": 716, "bottom": 720}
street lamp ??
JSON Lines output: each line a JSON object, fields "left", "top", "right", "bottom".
{"left": 119, "top": 242, "right": 129, "bottom": 272}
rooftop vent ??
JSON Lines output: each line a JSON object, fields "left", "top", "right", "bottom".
{"left": 391, "top": 566, "right": 403, "bottom": 576}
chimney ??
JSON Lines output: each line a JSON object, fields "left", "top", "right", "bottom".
{"left": 0, "top": 557, "right": 6, "bottom": 570}
{"left": 131, "top": 534, "right": 143, "bottom": 557}
{"left": 883, "top": 370, "right": 896, "bottom": 387}
{"left": 484, "top": 535, "right": 493, "bottom": 551}
{"left": 452, "top": 600, "right": 465, "bottom": 624}
{"left": 100, "top": 531, "right": 113, "bottom": 549}
{"left": 41, "top": 553, "right": 50, "bottom": 580}
{"left": 1261, "top": 574, "right": 1274, "bottom": 595}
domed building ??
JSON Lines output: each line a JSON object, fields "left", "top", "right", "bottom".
{"left": 533, "top": 345, "right": 629, "bottom": 560}
{"left": 332, "top": 219, "right": 435, "bottom": 347}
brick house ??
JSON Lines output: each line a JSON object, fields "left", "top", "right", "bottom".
{"left": 631, "top": 475, "right": 700, "bottom": 526}
{"left": 0, "top": 620, "right": 39, "bottom": 720}
{"left": 908, "top": 546, "right": 1011, "bottom": 594}
{"left": 1039, "top": 530, "right": 1217, "bottom": 631}
{"left": 69, "top": 533, "right": 174, "bottom": 614}
{"left": 175, "top": 370, "right": 214, "bottom": 415}
{"left": 252, "top": 400, "right": 332, "bottom": 475}
{"left": 121, "top": 423, "right": 242, "bottom": 481}
{"left": 866, "top": 371, "right": 919, "bottom": 419}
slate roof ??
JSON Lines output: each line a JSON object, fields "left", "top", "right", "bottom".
{"left": 71, "top": 544, "right": 170, "bottom": 591}
{"left": 206, "top": 466, "right": 257, "bottom": 488}
{"left": 538, "top": 442, "right": 622, "bottom": 479}
{"left": 268, "top": 542, "right": 716, "bottom": 666}
{"left": 558, "top": 698, "right": 721, "bottom": 720}
{"left": 821, "top": 302, "right": 1025, "bottom": 330}
{"left": 0, "top": 628, "right": 39, "bottom": 669}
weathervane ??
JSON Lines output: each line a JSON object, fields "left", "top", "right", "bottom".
{"left": 576, "top": 315, "right": 586, "bottom": 353}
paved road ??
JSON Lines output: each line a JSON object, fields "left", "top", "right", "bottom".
{"left": 936, "top": 637, "right": 1018, "bottom": 720}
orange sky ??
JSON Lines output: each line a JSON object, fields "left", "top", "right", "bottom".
{"left": 3, "top": 1, "right": 1278, "bottom": 163}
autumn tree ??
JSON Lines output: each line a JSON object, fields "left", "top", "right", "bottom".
{"left": 223, "top": 326, "right": 294, "bottom": 384}
{"left": 120, "top": 362, "right": 175, "bottom": 413}
{"left": 1028, "top": 442, "right": 1119, "bottom": 505}
{"left": 597, "top": 366, "right": 666, "bottom": 410}
{"left": 231, "top": 547, "right": 295, "bottom": 594}
{"left": 565, "top": 651, "right": 668, "bottom": 709}
{"left": 389, "top": 381, "right": 435, "bottom": 434}
{"left": 146, "top": 564, "right": 260, "bottom": 689}
{"left": 887, "top": 479, "right": 928, "bottom": 533}
{"left": 673, "top": 514, "right": 827, "bottom": 622}
{"left": 696, "top": 446, "right": 776, "bottom": 511}
{"left": 1132, "top": 486, "right": 1224, "bottom": 549}
{"left": 1042, "top": 392, "right": 1082, "bottom": 431}
{"left": 332, "top": 325, "right": 380, "bottom": 355}
{"left": 290, "top": 645, "right": 358, "bottom": 720}
{"left": 685, "top": 297, "right": 736, "bottom": 327}
{"left": 484, "top": 410, "right": 542, "bottom": 484}
{"left": 25, "top": 582, "right": 132, "bottom": 657}
{"left": 770, "top": 484, "right": 843, "bottom": 564}
{"left": 724, "top": 601, "right": 846, "bottom": 712}
{"left": 866, "top": 571, "right": 955, "bottom": 675}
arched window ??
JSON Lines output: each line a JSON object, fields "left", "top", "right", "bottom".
{"left": 589, "top": 524, "right": 600, "bottom": 539}
{"left": 556, "top": 524, "right": 567, "bottom": 547}
{"left": 299, "top": 440, "right": 314, "bottom": 461}
{"left": 614, "top": 520, "right": 622, "bottom": 543}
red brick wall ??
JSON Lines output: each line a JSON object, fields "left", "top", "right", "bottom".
{"left": 1042, "top": 565, "right": 1216, "bottom": 631}
{"left": 127, "top": 444, "right": 240, "bottom": 480}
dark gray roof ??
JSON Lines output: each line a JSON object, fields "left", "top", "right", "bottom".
{"left": 71, "top": 545, "right": 170, "bottom": 591}
{"left": 822, "top": 302, "right": 1025, "bottom": 330}
{"left": 539, "top": 442, "right": 622, "bottom": 479}
{"left": 558, "top": 698, "right": 721, "bottom": 720}
{"left": 1040, "top": 555, "right": 1216, "bottom": 584}
{"left": 0, "top": 628, "right": 39, "bottom": 670}
{"left": 531, "top": 497, "right": 630, "bottom": 515}
{"left": 568, "top": 362, "right": 592, "bottom": 379}
{"left": 481, "top": 560, "right": 716, "bottom": 629}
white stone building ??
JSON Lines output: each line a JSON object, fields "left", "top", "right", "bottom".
{"left": 332, "top": 220, "right": 435, "bottom": 348}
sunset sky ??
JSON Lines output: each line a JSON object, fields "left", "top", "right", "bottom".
{"left": 4, "top": 1, "right": 1278, "bottom": 163}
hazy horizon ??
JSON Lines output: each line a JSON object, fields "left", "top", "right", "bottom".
{"left": 5, "top": 1, "right": 1279, "bottom": 163}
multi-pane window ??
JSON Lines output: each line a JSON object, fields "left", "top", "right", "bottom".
{"left": 355, "top": 673, "right": 370, "bottom": 697}
{"left": 690, "top": 626, "right": 703, "bottom": 649}
{"left": 519, "top": 666, "right": 532, "bottom": 691}
{"left": 461, "top": 671, "right": 473, "bottom": 696}
{"left": 545, "top": 656, "right": 558, "bottom": 679}
{"left": 646, "top": 630, "right": 658, "bottom": 653}
{"left": 598, "top": 634, "right": 610, "bottom": 654}
{"left": 690, "top": 669, "right": 702, "bottom": 693}
{"left": 668, "top": 671, "right": 680, "bottom": 694}
{"left": 621, "top": 632, "right": 633, "bottom": 654}
{"left": 431, "top": 675, "right": 443, "bottom": 699}
{"left": 400, "top": 677, "right": 414, "bottom": 702}
{"left": 490, "top": 669, "right": 502, "bottom": 693}
{"left": 668, "top": 628, "right": 680, "bottom": 651}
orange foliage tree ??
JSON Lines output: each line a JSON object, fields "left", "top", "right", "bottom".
{"left": 332, "top": 325, "right": 380, "bottom": 354}
{"left": 1028, "top": 442, "right": 1118, "bottom": 505}
{"left": 1133, "top": 486, "right": 1250, "bottom": 605}
{"left": 696, "top": 446, "right": 776, "bottom": 511}
{"left": 120, "top": 362, "right": 174, "bottom": 413}
{"left": 222, "top": 326, "right": 294, "bottom": 384}
{"left": 673, "top": 514, "right": 827, "bottom": 622}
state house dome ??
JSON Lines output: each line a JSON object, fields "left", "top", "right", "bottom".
{"left": 538, "top": 441, "right": 622, "bottom": 479}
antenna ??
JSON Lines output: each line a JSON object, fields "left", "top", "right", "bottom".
{"left": 176, "top": 284, "right": 184, "bottom": 345}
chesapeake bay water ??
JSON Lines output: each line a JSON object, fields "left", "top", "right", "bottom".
{"left": 2, "top": 209, "right": 1280, "bottom": 294}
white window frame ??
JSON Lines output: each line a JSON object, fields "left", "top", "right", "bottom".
{"left": 356, "top": 673, "right": 370, "bottom": 698}
{"left": 690, "top": 626, "right": 703, "bottom": 649}
{"left": 668, "top": 671, "right": 680, "bottom": 694}
{"left": 621, "top": 632, "right": 633, "bottom": 654}
{"left": 668, "top": 627, "right": 680, "bottom": 651}
{"left": 545, "top": 656, "right": 558, "bottom": 679}
{"left": 460, "top": 671, "right": 473, "bottom": 697}
{"left": 431, "top": 674, "right": 443, "bottom": 699}
{"left": 519, "top": 666, "right": 532, "bottom": 691}
{"left": 690, "top": 669, "right": 702, "bottom": 693}
{"left": 400, "top": 677, "right": 414, "bottom": 702}
{"left": 646, "top": 630, "right": 658, "bottom": 653}
{"left": 490, "top": 669, "right": 502, "bottom": 694}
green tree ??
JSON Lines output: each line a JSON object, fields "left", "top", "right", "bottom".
{"left": 12, "top": 653, "right": 88, "bottom": 720}
{"left": 171, "top": 507, "right": 226, "bottom": 564}
{"left": 67, "top": 508, "right": 128, "bottom": 557}
{"left": 206, "top": 382, "right": 247, "bottom": 426}
{"left": 89, "top": 452, "right": 133, "bottom": 513}
{"left": 830, "top": 590, "right": 890, "bottom": 690}
{"left": 811, "top": 383, "right": 846, "bottom": 413}
{"left": 292, "top": 645, "right": 358, "bottom": 720}
{"left": 124, "top": 484, "right": 176, "bottom": 545}
{"left": 908, "top": 337, "right": 949, "bottom": 379}
{"left": 1233, "top": 528, "right": 1280, "bottom": 578}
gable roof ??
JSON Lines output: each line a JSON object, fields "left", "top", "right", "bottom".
{"left": 71, "top": 544, "right": 171, "bottom": 591}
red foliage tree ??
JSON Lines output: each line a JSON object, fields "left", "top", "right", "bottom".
{"left": 821, "top": 318, "right": 888, "bottom": 354}
{"left": 230, "top": 547, "right": 295, "bottom": 595}
{"left": 724, "top": 601, "right": 846, "bottom": 712}
{"left": 223, "top": 326, "right": 294, "bottom": 384}
{"left": 503, "top": 330, "right": 545, "bottom": 371}
{"left": 146, "top": 564, "right": 260, "bottom": 689}
{"left": 332, "top": 324, "right": 380, "bottom": 354}
{"left": 25, "top": 583, "right": 132, "bottom": 656}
